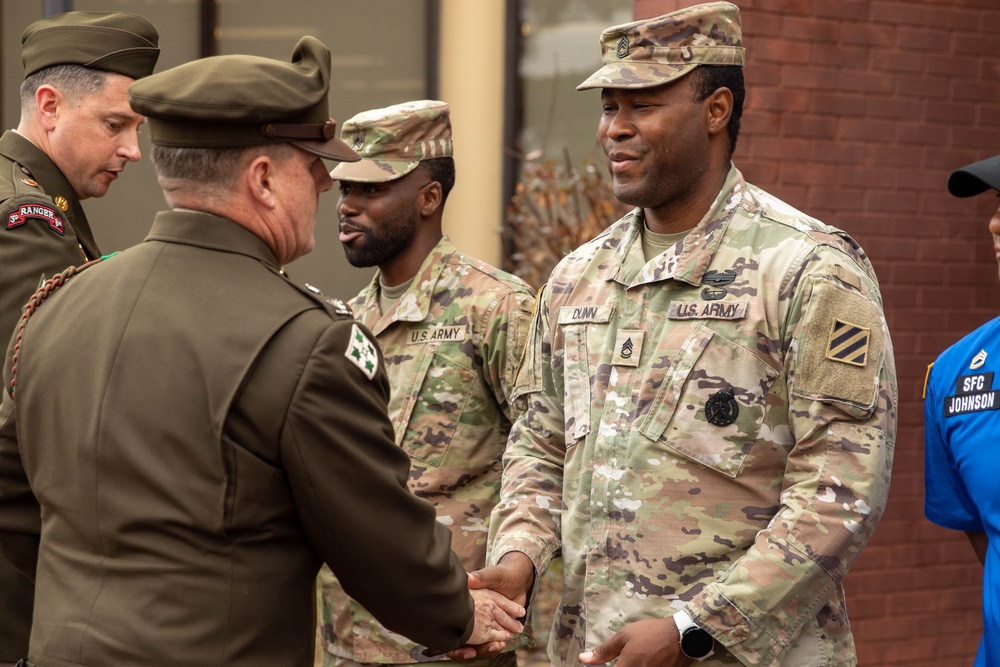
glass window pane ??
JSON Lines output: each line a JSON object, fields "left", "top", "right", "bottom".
{"left": 216, "top": 0, "right": 429, "bottom": 295}
{"left": 518, "top": 1, "right": 632, "bottom": 166}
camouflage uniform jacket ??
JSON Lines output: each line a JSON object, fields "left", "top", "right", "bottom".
{"left": 321, "top": 235, "right": 535, "bottom": 663}
{"left": 488, "top": 166, "right": 897, "bottom": 667}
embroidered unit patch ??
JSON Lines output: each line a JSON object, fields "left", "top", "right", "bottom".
{"left": 6, "top": 203, "right": 63, "bottom": 236}
{"left": 825, "top": 318, "right": 870, "bottom": 367}
{"left": 345, "top": 323, "right": 379, "bottom": 380}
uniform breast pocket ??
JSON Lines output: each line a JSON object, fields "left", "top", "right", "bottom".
{"left": 639, "top": 323, "right": 779, "bottom": 477}
{"left": 399, "top": 351, "right": 476, "bottom": 467}
{"left": 557, "top": 304, "right": 615, "bottom": 445}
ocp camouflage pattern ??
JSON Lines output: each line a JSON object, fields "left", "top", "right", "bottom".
{"left": 488, "top": 166, "right": 896, "bottom": 666}
{"left": 577, "top": 1, "right": 746, "bottom": 91}
{"left": 331, "top": 100, "right": 452, "bottom": 183}
{"left": 320, "top": 236, "right": 536, "bottom": 664}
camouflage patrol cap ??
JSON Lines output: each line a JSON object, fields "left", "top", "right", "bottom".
{"left": 127, "top": 36, "right": 358, "bottom": 162}
{"left": 948, "top": 154, "right": 1000, "bottom": 198}
{"left": 576, "top": 1, "right": 745, "bottom": 91}
{"left": 330, "top": 100, "right": 452, "bottom": 182}
{"left": 22, "top": 11, "right": 160, "bottom": 80}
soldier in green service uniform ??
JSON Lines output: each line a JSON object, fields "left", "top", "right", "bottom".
{"left": 0, "top": 38, "right": 523, "bottom": 667}
{"left": 474, "top": 3, "right": 897, "bottom": 667}
{"left": 0, "top": 12, "right": 159, "bottom": 665}
{"left": 319, "top": 100, "right": 536, "bottom": 667}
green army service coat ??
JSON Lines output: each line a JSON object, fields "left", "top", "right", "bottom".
{"left": 0, "top": 210, "right": 475, "bottom": 667}
{"left": 0, "top": 129, "right": 101, "bottom": 661}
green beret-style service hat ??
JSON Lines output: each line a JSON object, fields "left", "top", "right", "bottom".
{"left": 577, "top": 1, "right": 745, "bottom": 91}
{"left": 331, "top": 100, "right": 452, "bottom": 183}
{"left": 128, "top": 36, "right": 359, "bottom": 162}
{"left": 21, "top": 11, "right": 160, "bottom": 80}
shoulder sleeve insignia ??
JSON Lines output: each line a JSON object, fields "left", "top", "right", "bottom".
{"left": 794, "top": 273, "right": 883, "bottom": 410}
{"left": 6, "top": 203, "right": 64, "bottom": 236}
{"left": 825, "top": 319, "right": 871, "bottom": 367}
{"left": 345, "top": 323, "right": 379, "bottom": 380}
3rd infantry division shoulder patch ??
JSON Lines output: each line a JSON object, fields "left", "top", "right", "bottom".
{"left": 825, "top": 318, "right": 870, "bottom": 367}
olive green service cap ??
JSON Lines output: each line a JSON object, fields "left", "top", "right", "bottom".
{"left": 330, "top": 100, "right": 452, "bottom": 182}
{"left": 127, "top": 36, "right": 359, "bottom": 162}
{"left": 948, "top": 154, "right": 1000, "bottom": 198}
{"left": 577, "top": 1, "right": 745, "bottom": 91}
{"left": 21, "top": 11, "right": 160, "bottom": 80}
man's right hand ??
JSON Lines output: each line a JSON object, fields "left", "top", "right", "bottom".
{"left": 467, "top": 551, "right": 535, "bottom": 607}
{"left": 445, "top": 552, "right": 536, "bottom": 661}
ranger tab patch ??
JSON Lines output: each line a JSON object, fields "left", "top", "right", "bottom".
{"left": 345, "top": 323, "right": 379, "bottom": 380}
{"left": 6, "top": 203, "right": 64, "bottom": 236}
{"left": 825, "top": 318, "right": 870, "bottom": 367}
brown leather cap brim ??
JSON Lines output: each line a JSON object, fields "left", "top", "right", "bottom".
{"left": 293, "top": 136, "right": 360, "bottom": 162}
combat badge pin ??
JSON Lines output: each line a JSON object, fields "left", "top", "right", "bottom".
{"left": 705, "top": 387, "right": 739, "bottom": 426}
{"left": 701, "top": 269, "right": 736, "bottom": 301}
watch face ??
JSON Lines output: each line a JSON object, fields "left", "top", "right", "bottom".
{"left": 681, "top": 627, "right": 714, "bottom": 659}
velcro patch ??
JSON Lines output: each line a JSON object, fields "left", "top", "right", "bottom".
{"left": 6, "top": 203, "right": 64, "bottom": 235}
{"left": 407, "top": 325, "right": 467, "bottom": 344}
{"left": 825, "top": 319, "right": 870, "bottom": 367}
{"left": 668, "top": 300, "right": 748, "bottom": 320}
{"left": 794, "top": 274, "right": 883, "bottom": 410}
{"left": 558, "top": 304, "right": 613, "bottom": 325}
{"left": 345, "top": 323, "right": 379, "bottom": 380}
{"left": 611, "top": 329, "right": 644, "bottom": 367}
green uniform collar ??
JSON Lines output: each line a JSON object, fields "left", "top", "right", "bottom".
{"left": 144, "top": 209, "right": 281, "bottom": 269}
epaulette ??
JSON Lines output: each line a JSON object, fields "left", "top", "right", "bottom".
{"left": 2, "top": 161, "right": 71, "bottom": 237}
{"left": 9, "top": 253, "right": 116, "bottom": 399}
{"left": 301, "top": 282, "right": 355, "bottom": 319}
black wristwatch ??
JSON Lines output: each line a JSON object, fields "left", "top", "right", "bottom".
{"left": 673, "top": 610, "right": 715, "bottom": 661}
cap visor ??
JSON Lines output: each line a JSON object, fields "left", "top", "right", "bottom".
{"left": 948, "top": 154, "right": 1000, "bottom": 198}
{"left": 330, "top": 158, "right": 420, "bottom": 183}
{"left": 576, "top": 61, "right": 698, "bottom": 91}
{"left": 293, "top": 136, "right": 360, "bottom": 162}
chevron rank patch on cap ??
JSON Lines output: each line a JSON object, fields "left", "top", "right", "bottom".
{"left": 825, "top": 319, "right": 870, "bottom": 367}
{"left": 345, "top": 323, "right": 379, "bottom": 380}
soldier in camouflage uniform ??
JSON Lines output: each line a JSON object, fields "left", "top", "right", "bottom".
{"left": 475, "top": 3, "right": 897, "bottom": 667}
{"left": 318, "top": 100, "right": 536, "bottom": 667}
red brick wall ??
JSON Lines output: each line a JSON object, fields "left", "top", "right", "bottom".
{"left": 634, "top": 1, "right": 1000, "bottom": 664}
